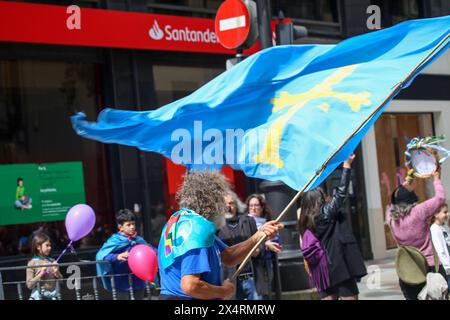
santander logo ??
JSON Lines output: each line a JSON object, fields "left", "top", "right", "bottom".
{"left": 149, "top": 20, "right": 164, "bottom": 40}
{"left": 148, "top": 20, "right": 218, "bottom": 44}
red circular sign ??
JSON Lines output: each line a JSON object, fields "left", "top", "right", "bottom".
{"left": 214, "top": 0, "right": 251, "bottom": 49}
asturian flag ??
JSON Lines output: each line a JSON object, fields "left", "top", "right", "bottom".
{"left": 72, "top": 15, "right": 450, "bottom": 191}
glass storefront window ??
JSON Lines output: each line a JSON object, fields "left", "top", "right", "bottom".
{"left": 153, "top": 65, "right": 223, "bottom": 105}
{"left": 274, "top": 0, "right": 340, "bottom": 23}
{"left": 0, "top": 60, "right": 112, "bottom": 256}
{"left": 371, "top": 0, "right": 420, "bottom": 26}
{"left": 18, "top": 0, "right": 99, "bottom": 8}
{"left": 391, "top": 0, "right": 419, "bottom": 24}
{"left": 151, "top": 64, "right": 224, "bottom": 236}
{"left": 154, "top": 0, "right": 221, "bottom": 10}
{"left": 374, "top": 113, "right": 434, "bottom": 249}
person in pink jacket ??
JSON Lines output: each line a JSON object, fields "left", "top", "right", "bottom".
{"left": 387, "top": 170, "right": 446, "bottom": 300}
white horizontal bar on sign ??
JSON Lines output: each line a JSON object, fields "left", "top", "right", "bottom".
{"left": 219, "top": 15, "right": 246, "bottom": 31}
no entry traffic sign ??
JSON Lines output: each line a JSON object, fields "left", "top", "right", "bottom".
{"left": 215, "top": 0, "right": 257, "bottom": 50}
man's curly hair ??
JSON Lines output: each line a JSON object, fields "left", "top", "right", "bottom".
{"left": 176, "top": 171, "right": 231, "bottom": 219}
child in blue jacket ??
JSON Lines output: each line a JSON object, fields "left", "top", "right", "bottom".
{"left": 96, "top": 209, "right": 156, "bottom": 300}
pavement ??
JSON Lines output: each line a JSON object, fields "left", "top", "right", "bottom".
{"left": 358, "top": 250, "right": 404, "bottom": 300}
{"left": 281, "top": 249, "right": 406, "bottom": 300}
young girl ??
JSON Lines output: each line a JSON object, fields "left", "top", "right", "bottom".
{"left": 430, "top": 204, "right": 450, "bottom": 287}
{"left": 298, "top": 154, "right": 367, "bottom": 300}
{"left": 26, "top": 232, "right": 62, "bottom": 300}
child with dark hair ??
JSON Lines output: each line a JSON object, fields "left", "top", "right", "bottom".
{"left": 26, "top": 232, "right": 62, "bottom": 300}
{"left": 430, "top": 204, "right": 450, "bottom": 288}
{"left": 96, "top": 209, "right": 155, "bottom": 300}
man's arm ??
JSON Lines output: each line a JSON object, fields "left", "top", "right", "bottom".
{"left": 221, "top": 232, "right": 262, "bottom": 267}
{"left": 247, "top": 217, "right": 263, "bottom": 257}
{"left": 104, "top": 252, "right": 119, "bottom": 261}
{"left": 181, "top": 275, "right": 234, "bottom": 300}
{"left": 221, "top": 220, "right": 282, "bottom": 267}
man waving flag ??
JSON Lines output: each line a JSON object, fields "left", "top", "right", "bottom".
{"left": 72, "top": 15, "right": 450, "bottom": 192}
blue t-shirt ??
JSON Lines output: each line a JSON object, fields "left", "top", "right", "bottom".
{"left": 160, "top": 236, "right": 228, "bottom": 298}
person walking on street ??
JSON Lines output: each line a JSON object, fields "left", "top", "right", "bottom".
{"left": 387, "top": 169, "right": 446, "bottom": 300}
{"left": 246, "top": 194, "right": 282, "bottom": 299}
{"left": 298, "top": 154, "right": 367, "bottom": 300}
{"left": 218, "top": 192, "right": 262, "bottom": 300}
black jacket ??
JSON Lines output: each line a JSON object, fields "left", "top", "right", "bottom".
{"left": 217, "top": 215, "right": 263, "bottom": 288}
{"left": 314, "top": 167, "right": 367, "bottom": 287}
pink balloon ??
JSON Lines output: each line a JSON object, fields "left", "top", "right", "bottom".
{"left": 128, "top": 245, "right": 158, "bottom": 283}
{"left": 65, "top": 204, "right": 96, "bottom": 242}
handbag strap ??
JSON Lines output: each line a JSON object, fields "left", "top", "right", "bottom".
{"left": 387, "top": 215, "right": 400, "bottom": 249}
{"left": 432, "top": 244, "right": 440, "bottom": 274}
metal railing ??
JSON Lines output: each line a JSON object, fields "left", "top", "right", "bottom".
{"left": 0, "top": 260, "right": 159, "bottom": 300}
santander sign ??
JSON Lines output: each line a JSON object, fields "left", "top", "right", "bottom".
{"left": 149, "top": 20, "right": 164, "bottom": 40}
{"left": 149, "top": 19, "right": 218, "bottom": 44}
{"left": 0, "top": 1, "right": 259, "bottom": 54}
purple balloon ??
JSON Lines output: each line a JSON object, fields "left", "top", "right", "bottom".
{"left": 65, "top": 204, "right": 96, "bottom": 242}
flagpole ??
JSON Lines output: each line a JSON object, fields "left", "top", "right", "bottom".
{"left": 230, "top": 33, "right": 450, "bottom": 282}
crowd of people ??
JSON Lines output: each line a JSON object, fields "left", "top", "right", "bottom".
{"left": 17, "top": 152, "right": 450, "bottom": 300}
{"left": 24, "top": 171, "right": 283, "bottom": 300}
{"left": 217, "top": 192, "right": 282, "bottom": 300}
{"left": 299, "top": 154, "right": 450, "bottom": 300}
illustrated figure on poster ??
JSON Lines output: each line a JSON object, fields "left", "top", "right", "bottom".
{"left": 15, "top": 177, "right": 32, "bottom": 210}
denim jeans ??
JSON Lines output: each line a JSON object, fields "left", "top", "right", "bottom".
{"left": 29, "top": 288, "right": 58, "bottom": 300}
{"left": 236, "top": 276, "right": 261, "bottom": 300}
{"left": 15, "top": 196, "right": 32, "bottom": 209}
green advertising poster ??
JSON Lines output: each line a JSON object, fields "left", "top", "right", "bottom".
{"left": 0, "top": 162, "right": 86, "bottom": 226}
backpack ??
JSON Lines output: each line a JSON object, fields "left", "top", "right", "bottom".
{"left": 396, "top": 245, "right": 448, "bottom": 299}
{"left": 395, "top": 245, "right": 428, "bottom": 285}
{"left": 300, "top": 229, "right": 330, "bottom": 292}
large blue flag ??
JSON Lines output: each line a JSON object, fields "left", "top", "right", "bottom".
{"left": 72, "top": 16, "right": 450, "bottom": 191}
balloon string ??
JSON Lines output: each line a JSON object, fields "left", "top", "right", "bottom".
{"left": 55, "top": 240, "right": 74, "bottom": 263}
